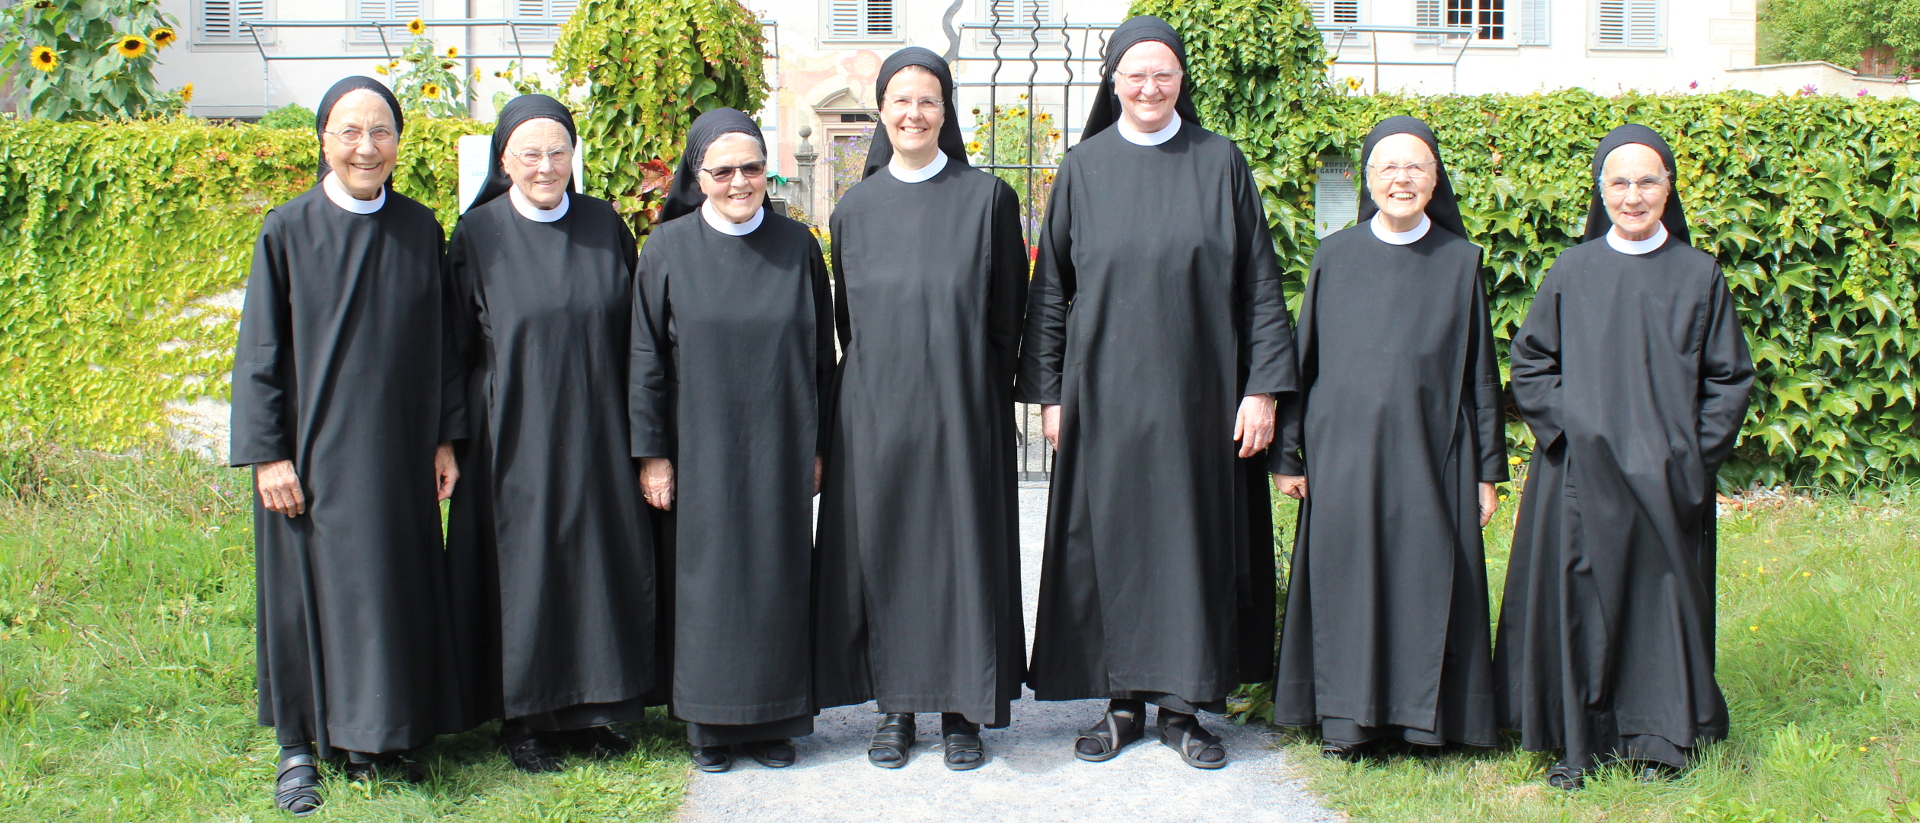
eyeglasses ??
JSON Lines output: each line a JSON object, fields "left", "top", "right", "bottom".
{"left": 1116, "top": 70, "right": 1183, "bottom": 89}
{"left": 1366, "top": 162, "right": 1438, "bottom": 180}
{"left": 324, "top": 127, "right": 398, "bottom": 146}
{"left": 512, "top": 148, "right": 574, "bottom": 168}
{"left": 1603, "top": 176, "right": 1670, "bottom": 195}
{"left": 883, "top": 96, "right": 945, "bottom": 113}
{"left": 700, "top": 161, "right": 767, "bottom": 183}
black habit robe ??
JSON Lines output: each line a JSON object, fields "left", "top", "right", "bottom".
{"left": 1271, "top": 117, "right": 1507, "bottom": 748}
{"left": 1016, "top": 73, "right": 1299, "bottom": 706}
{"left": 444, "top": 182, "right": 659, "bottom": 727}
{"left": 629, "top": 205, "right": 834, "bottom": 744}
{"left": 1495, "top": 125, "right": 1755, "bottom": 772}
{"left": 231, "top": 181, "right": 469, "bottom": 755}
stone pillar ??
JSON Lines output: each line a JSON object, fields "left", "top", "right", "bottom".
{"left": 793, "top": 125, "right": 819, "bottom": 223}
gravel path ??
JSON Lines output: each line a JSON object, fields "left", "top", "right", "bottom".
{"left": 675, "top": 486, "right": 1342, "bottom": 823}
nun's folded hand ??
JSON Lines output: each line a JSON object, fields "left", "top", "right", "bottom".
{"left": 814, "top": 455, "right": 824, "bottom": 495}
{"left": 435, "top": 441, "right": 460, "bottom": 500}
{"left": 640, "top": 457, "right": 674, "bottom": 511}
{"left": 1273, "top": 474, "right": 1307, "bottom": 500}
{"left": 1478, "top": 481, "right": 1499, "bottom": 527}
{"left": 256, "top": 459, "right": 306, "bottom": 517}
{"left": 1235, "top": 393, "right": 1275, "bottom": 457}
{"left": 1041, "top": 404, "right": 1061, "bottom": 448}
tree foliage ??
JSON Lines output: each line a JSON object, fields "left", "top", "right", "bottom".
{"left": 0, "top": 0, "right": 183, "bottom": 121}
{"left": 549, "top": 0, "right": 767, "bottom": 232}
{"left": 1759, "top": 0, "right": 1920, "bottom": 73}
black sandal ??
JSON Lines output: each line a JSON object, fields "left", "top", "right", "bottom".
{"left": 692, "top": 745, "right": 732, "bottom": 773}
{"left": 562, "top": 725, "right": 634, "bottom": 760}
{"left": 501, "top": 733, "right": 566, "bottom": 774}
{"left": 1073, "top": 706, "right": 1144, "bottom": 762}
{"left": 868, "top": 713, "right": 915, "bottom": 769}
{"left": 1157, "top": 712, "right": 1227, "bottom": 769}
{"left": 1634, "top": 762, "right": 1682, "bottom": 783}
{"left": 941, "top": 715, "right": 985, "bottom": 771}
{"left": 745, "top": 738, "right": 796, "bottom": 768}
{"left": 343, "top": 752, "right": 426, "bottom": 784}
{"left": 1545, "top": 760, "right": 1585, "bottom": 790}
{"left": 1320, "top": 742, "right": 1367, "bottom": 763}
{"left": 273, "top": 753, "right": 323, "bottom": 817}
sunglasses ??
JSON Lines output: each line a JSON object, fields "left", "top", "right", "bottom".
{"left": 700, "top": 162, "right": 767, "bottom": 184}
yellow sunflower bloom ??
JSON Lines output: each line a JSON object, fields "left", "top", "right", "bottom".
{"left": 406, "top": 18, "right": 425, "bottom": 35}
{"left": 151, "top": 27, "right": 178, "bottom": 48}
{"left": 374, "top": 63, "right": 389, "bottom": 75}
{"left": 472, "top": 69, "right": 483, "bottom": 82}
{"left": 30, "top": 45, "right": 58, "bottom": 72}
{"left": 114, "top": 35, "right": 150, "bottom": 59}
{"left": 422, "top": 82, "right": 442, "bottom": 99}
{"left": 181, "top": 82, "right": 194, "bottom": 104}
{"left": 445, "top": 46, "right": 459, "bottom": 57}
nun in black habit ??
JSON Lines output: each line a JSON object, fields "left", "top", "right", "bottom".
{"left": 812, "top": 47, "right": 1028, "bottom": 771}
{"left": 629, "top": 108, "right": 835, "bottom": 773}
{"left": 1495, "top": 124, "right": 1754, "bottom": 788}
{"left": 1015, "top": 16, "right": 1300, "bottom": 769}
{"left": 1269, "top": 117, "right": 1507, "bottom": 759}
{"left": 443, "top": 95, "right": 657, "bottom": 773}
{"left": 230, "top": 76, "right": 469, "bottom": 815}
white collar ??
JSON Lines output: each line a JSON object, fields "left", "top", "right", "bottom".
{"left": 701, "top": 199, "right": 765, "bottom": 236}
{"left": 1117, "top": 111, "right": 1182, "bottom": 146}
{"left": 1370, "top": 213, "right": 1431, "bottom": 246}
{"left": 1607, "top": 223, "right": 1669, "bottom": 255}
{"left": 888, "top": 149, "right": 949, "bottom": 184}
{"left": 322, "top": 171, "right": 385, "bottom": 214}
{"left": 509, "top": 186, "right": 570, "bottom": 223}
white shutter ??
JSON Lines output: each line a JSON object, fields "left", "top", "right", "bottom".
{"left": 865, "top": 0, "right": 895, "bottom": 38}
{"left": 355, "top": 0, "right": 423, "bottom": 44}
{"left": 1519, "top": 0, "right": 1548, "bottom": 45}
{"left": 515, "top": 0, "right": 577, "bottom": 41}
{"left": 1415, "top": 0, "right": 1442, "bottom": 43}
{"left": 829, "top": 0, "right": 860, "bottom": 38}
{"left": 197, "top": 0, "right": 269, "bottom": 44}
{"left": 829, "top": 0, "right": 896, "bottom": 40}
{"left": 1595, "top": 0, "right": 1660, "bottom": 48}
{"left": 1314, "top": 156, "right": 1358, "bottom": 238}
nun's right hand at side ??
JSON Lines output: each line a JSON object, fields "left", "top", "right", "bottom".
{"left": 1041, "top": 404, "right": 1061, "bottom": 449}
{"left": 256, "top": 460, "right": 306, "bottom": 518}
{"left": 640, "top": 457, "right": 674, "bottom": 511}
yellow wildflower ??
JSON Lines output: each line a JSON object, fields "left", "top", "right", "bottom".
{"left": 374, "top": 63, "right": 389, "bottom": 75}
{"left": 151, "top": 27, "right": 178, "bottom": 49}
{"left": 422, "top": 82, "right": 442, "bottom": 99}
{"left": 30, "top": 45, "right": 58, "bottom": 72}
{"left": 180, "top": 82, "right": 194, "bottom": 104}
{"left": 406, "top": 18, "right": 426, "bottom": 36}
{"left": 113, "top": 35, "right": 150, "bottom": 59}
{"left": 446, "top": 46, "right": 459, "bottom": 57}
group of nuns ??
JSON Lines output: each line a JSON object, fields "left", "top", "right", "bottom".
{"left": 231, "top": 14, "right": 1754, "bottom": 816}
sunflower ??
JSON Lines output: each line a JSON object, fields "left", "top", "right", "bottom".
{"left": 30, "top": 45, "right": 58, "bottom": 72}
{"left": 440, "top": 61, "right": 455, "bottom": 70}
{"left": 421, "top": 82, "right": 442, "bottom": 99}
{"left": 180, "top": 83, "right": 194, "bottom": 104}
{"left": 406, "top": 17, "right": 425, "bottom": 35}
{"left": 374, "top": 63, "right": 389, "bottom": 75}
{"left": 445, "top": 46, "right": 459, "bottom": 57}
{"left": 151, "top": 27, "right": 177, "bottom": 48}
{"left": 472, "top": 69, "right": 482, "bottom": 82}
{"left": 113, "top": 35, "right": 149, "bottom": 59}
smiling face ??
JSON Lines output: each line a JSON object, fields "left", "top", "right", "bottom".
{"left": 697, "top": 132, "right": 767, "bottom": 224}
{"left": 321, "top": 89, "right": 398, "bottom": 200}
{"left": 1113, "top": 40, "right": 1181, "bottom": 134}
{"left": 880, "top": 65, "right": 944, "bottom": 168}
{"left": 1600, "top": 142, "right": 1670, "bottom": 242}
{"left": 504, "top": 118, "right": 572, "bottom": 210}
{"left": 1366, "top": 133, "right": 1438, "bottom": 231}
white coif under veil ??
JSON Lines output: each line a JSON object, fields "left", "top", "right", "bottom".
{"left": 1370, "top": 213, "right": 1432, "bottom": 246}
{"left": 1607, "top": 223, "right": 1670, "bottom": 255}
{"left": 322, "top": 171, "right": 386, "bottom": 214}
{"left": 701, "top": 199, "right": 765, "bottom": 236}
{"left": 1117, "top": 111, "right": 1182, "bottom": 147}
{"left": 887, "top": 149, "right": 950, "bottom": 184}
{"left": 509, "top": 187, "right": 570, "bottom": 223}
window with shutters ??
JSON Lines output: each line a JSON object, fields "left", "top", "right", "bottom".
{"left": 1447, "top": 0, "right": 1504, "bottom": 41}
{"left": 1591, "top": 0, "right": 1661, "bottom": 49}
{"left": 981, "top": 0, "right": 1055, "bottom": 43}
{"left": 825, "top": 0, "right": 899, "bottom": 41}
{"left": 195, "top": 0, "right": 270, "bottom": 45}
{"left": 513, "top": 0, "right": 578, "bottom": 42}
{"left": 1420, "top": 0, "right": 1547, "bottom": 44}
{"left": 353, "top": 0, "right": 425, "bottom": 44}
{"left": 1307, "top": 0, "right": 1363, "bottom": 44}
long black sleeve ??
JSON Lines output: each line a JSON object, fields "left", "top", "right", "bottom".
{"left": 987, "top": 179, "right": 1030, "bottom": 384}
{"left": 809, "top": 235, "right": 837, "bottom": 458}
{"left": 1695, "top": 267, "right": 1755, "bottom": 474}
{"left": 1509, "top": 271, "right": 1565, "bottom": 452}
{"left": 1468, "top": 266, "right": 1509, "bottom": 483}
{"left": 230, "top": 219, "right": 295, "bottom": 468}
{"left": 629, "top": 243, "right": 673, "bottom": 458}
{"left": 1014, "top": 160, "right": 1075, "bottom": 405}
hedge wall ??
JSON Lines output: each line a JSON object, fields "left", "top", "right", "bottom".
{"left": 1137, "top": 0, "right": 1920, "bottom": 486}
{"left": 0, "top": 117, "right": 482, "bottom": 449}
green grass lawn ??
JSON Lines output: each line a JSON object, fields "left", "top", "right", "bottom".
{"left": 1264, "top": 482, "right": 1920, "bottom": 823}
{"left": 0, "top": 450, "right": 688, "bottom": 822}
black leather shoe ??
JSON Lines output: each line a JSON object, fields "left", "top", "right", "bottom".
{"left": 745, "top": 738, "right": 796, "bottom": 768}
{"left": 692, "top": 745, "right": 732, "bottom": 773}
{"left": 343, "top": 753, "right": 426, "bottom": 784}
{"left": 502, "top": 733, "right": 566, "bottom": 774}
{"left": 563, "top": 725, "right": 635, "bottom": 759}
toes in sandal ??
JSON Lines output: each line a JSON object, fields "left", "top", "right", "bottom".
{"left": 1545, "top": 760, "right": 1585, "bottom": 790}
{"left": 942, "top": 724, "right": 986, "bottom": 771}
{"left": 1158, "top": 714, "right": 1227, "bottom": 770}
{"left": 745, "top": 738, "right": 796, "bottom": 768}
{"left": 692, "top": 745, "right": 732, "bottom": 773}
{"left": 868, "top": 713, "right": 915, "bottom": 769}
{"left": 273, "top": 753, "right": 324, "bottom": 817}
{"left": 1073, "top": 708, "right": 1144, "bottom": 762}
{"left": 564, "top": 725, "right": 635, "bottom": 760}
{"left": 502, "top": 733, "right": 567, "bottom": 774}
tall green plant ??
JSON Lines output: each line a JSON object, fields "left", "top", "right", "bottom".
{"left": 0, "top": 0, "right": 183, "bottom": 121}
{"left": 374, "top": 22, "right": 472, "bottom": 119}
{"left": 549, "top": 0, "right": 768, "bottom": 230}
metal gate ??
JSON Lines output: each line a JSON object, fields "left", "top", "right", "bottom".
{"left": 950, "top": 14, "right": 1118, "bottom": 482}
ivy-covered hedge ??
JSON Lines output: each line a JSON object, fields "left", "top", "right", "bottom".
{"left": 0, "top": 117, "right": 481, "bottom": 448}
{"left": 1138, "top": 0, "right": 1920, "bottom": 486}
